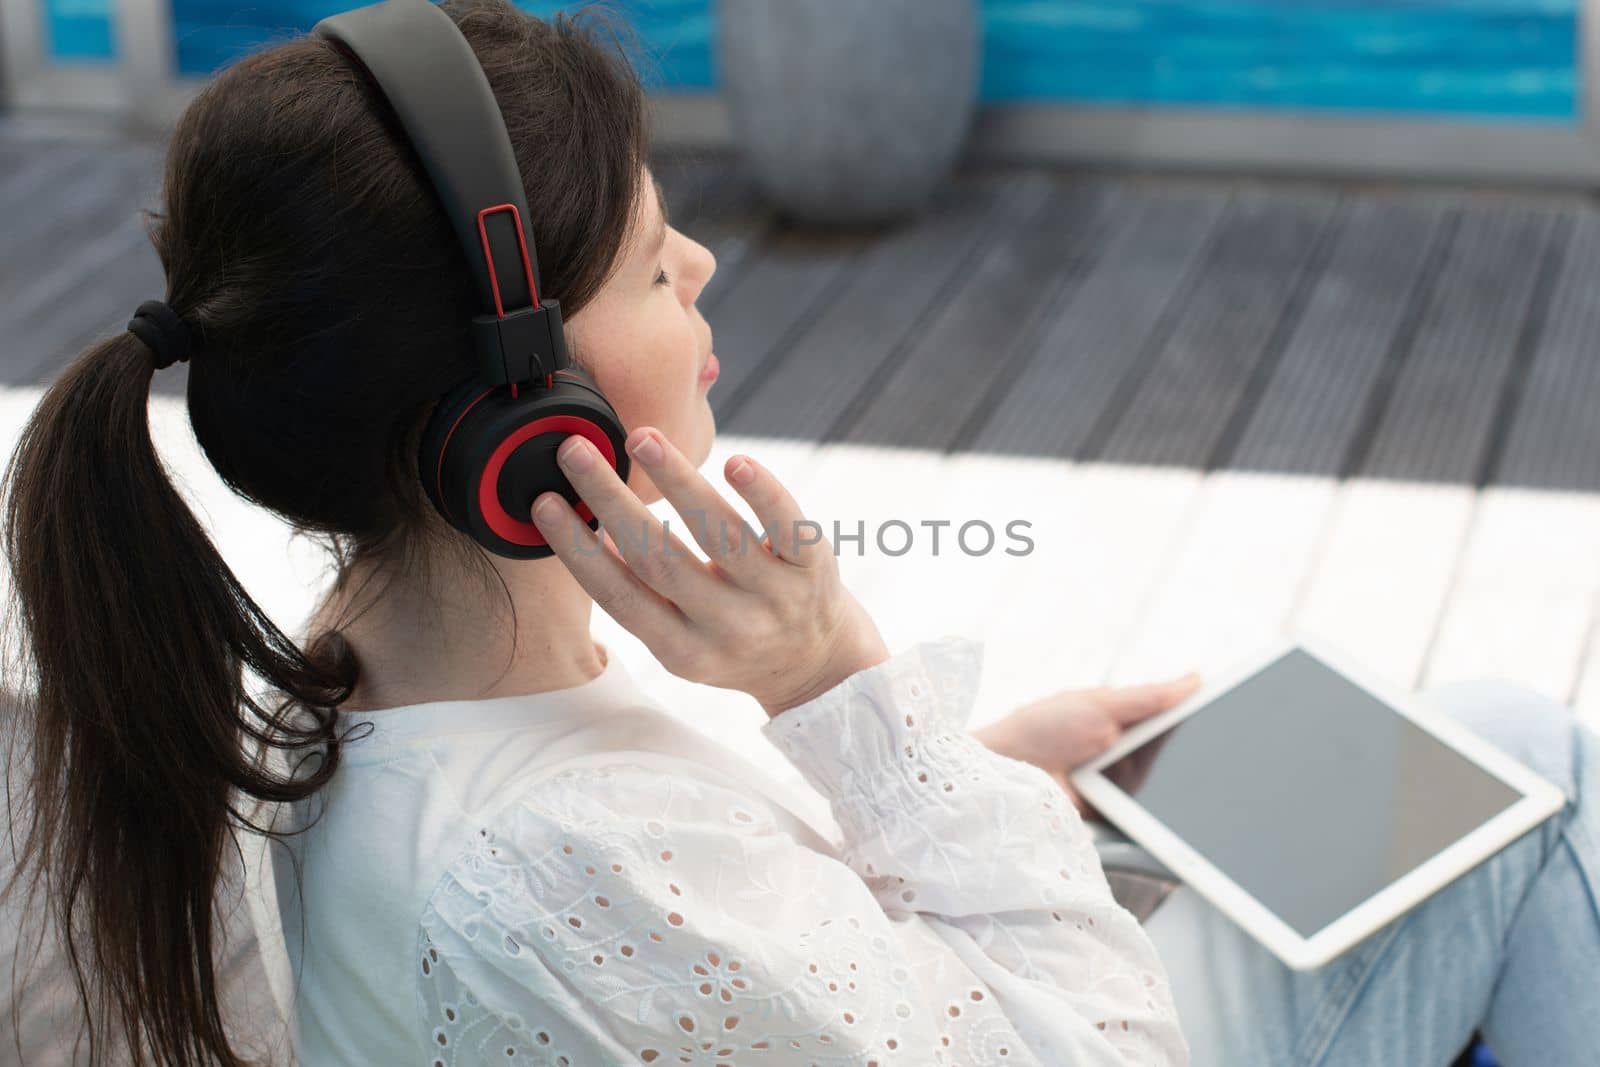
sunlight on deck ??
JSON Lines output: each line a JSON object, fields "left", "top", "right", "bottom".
{"left": 2, "top": 385, "right": 1589, "bottom": 804}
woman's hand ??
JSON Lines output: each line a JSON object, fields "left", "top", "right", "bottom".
{"left": 531, "top": 427, "right": 890, "bottom": 718}
{"left": 972, "top": 672, "right": 1203, "bottom": 815}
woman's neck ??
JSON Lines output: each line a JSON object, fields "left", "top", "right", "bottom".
{"left": 309, "top": 550, "right": 607, "bottom": 712}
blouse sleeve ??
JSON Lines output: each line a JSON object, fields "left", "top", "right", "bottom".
{"left": 414, "top": 636, "right": 1187, "bottom": 1067}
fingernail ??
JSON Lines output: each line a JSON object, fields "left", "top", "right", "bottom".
{"left": 629, "top": 430, "right": 663, "bottom": 466}
{"left": 729, "top": 458, "right": 754, "bottom": 486}
{"left": 558, "top": 436, "right": 592, "bottom": 473}
{"left": 533, "top": 493, "right": 562, "bottom": 524}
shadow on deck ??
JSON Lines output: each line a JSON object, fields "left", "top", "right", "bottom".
{"left": 4, "top": 120, "right": 1598, "bottom": 496}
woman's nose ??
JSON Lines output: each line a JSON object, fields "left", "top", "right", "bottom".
{"left": 684, "top": 237, "right": 717, "bottom": 300}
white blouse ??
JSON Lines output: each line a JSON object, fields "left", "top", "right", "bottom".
{"left": 274, "top": 636, "right": 1186, "bottom": 1066}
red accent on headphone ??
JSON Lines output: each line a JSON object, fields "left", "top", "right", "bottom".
{"left": 478, "top": 414, "right": 616, "bottom": 547}
{"left": 434, "top": 387, "right": 495, "bottom": 526}
{"left": 476, "top": 202, "right": 539, "bottom": 314}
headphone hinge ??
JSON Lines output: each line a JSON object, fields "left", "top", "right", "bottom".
{"left": 471, "top": 299, "right": 566, "bottom": 387}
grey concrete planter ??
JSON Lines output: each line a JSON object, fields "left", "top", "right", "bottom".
{"left": 717, "top": 0, "right": 980, "bottom": 226}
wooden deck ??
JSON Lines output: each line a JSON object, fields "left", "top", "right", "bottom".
{"left": 3, "top": 121, "right": 1600, "bottom": 790}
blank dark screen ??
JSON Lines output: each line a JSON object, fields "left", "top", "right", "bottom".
{"left": 1101, "top": 648, "right": 1523, "bottom": 937}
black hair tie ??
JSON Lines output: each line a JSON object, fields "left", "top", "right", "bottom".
{"left": 126, "top": 300, "right": 193, "bottom": 370}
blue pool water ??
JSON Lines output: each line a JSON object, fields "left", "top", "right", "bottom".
{"left": 983, "top": 0, "right": 1579, "bottom": 120}
{"left": 40, "top": 0, "right": 1581, "bottom": 122}
{"left": 41, "top": 0, "right": 115, "bottom": 63}
{"left": 147, "top": 0, "right": 713, "bottom": 93}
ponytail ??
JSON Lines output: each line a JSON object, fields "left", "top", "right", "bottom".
{"left": 0, "top": 4, "right": 656, "bottom": 1060}
{"left": 1, "top": 332, "right": 353, "bottom": 1066}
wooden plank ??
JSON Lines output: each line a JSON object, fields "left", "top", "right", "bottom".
{"left": 718, "top": 173, "right": 1012, "bottom": 440}
{"left": 959, "top": 461, "right": 1207, "bottom": 716}
{"left": 20, "top": 227, "right": 167, "bottom": 385}
{"left": 853, "top": 449, "right": 1089, "bottom": 726}
{"left": 0, "top": 144, "right": 106, "bottom": 221}
{"left": 815, "top": 196, "right": 1218, "bottom": 661}
{"left": 0, "top": 146, "right": 160, "bottom": 299}
{"left": 1286, "top": 203, "right": 1560, "bottom": 695}
{"left": 0, "top": 151, "right": 148, "bottom": 269}
{"left": 1422, "top": 487, "right": 1600, "bottom": 704}
{"left": 1573, "top": 595, "right": 1600, "bottom": 728}
{"left": 963, "top": 184, "right": 1227, "bottom": 458}
{"left": 703, "top": 227, "right": 869, "bottom": 412}
{"left": 1109, "top": 196, "right": 1458, "bottom": 691}
{"left": 1106, "top": 470, "right": 1339, "bottom": 687}
{"left": 1420, "top": 210, "right": 1600, "bottom": 705}
{"left": 835, "top": 175, "right": 1114, "bottom": 450}
{"left": 1291, "top": 479, "right": 1477, "bottom": 688}
{"left": 4, "top": 216, "right": 155, "bottom": 386}
{"left": 0, "top": 114, "right": 130, "bottom": 147}
{"left": 758, "top": 166, "right": 1089, "bottom": 621}
{"left": 1284, "top": 204, "right": 1561, "bottom": 693}
{"left": 1093, "top": 187, "right": 1340, "bottom": 467}
{"left": 1355, "top": 201, "right": 1557, "bottom": 484}
{"left": 1491, "top": 211, "right": 1600, "bottom": 494}
{"left": 1224, "top": 197, "right": 1448, "bottom": 476}
{"left": 994, "top": 462, "right": 1207, "bottom": 714}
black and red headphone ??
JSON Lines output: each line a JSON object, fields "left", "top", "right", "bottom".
{"left": 313, "top": 0, "right": 629, "bottom": 559}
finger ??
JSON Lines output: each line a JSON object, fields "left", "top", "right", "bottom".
{"left": 623, "top": 426, "right": 770, "bottom": 587}
{"left": 722, "top": 453, "right": 827, "bottom": 568}
{"left": 532, "top": 490, "right": 686, "bottom": 644}
{"left": 556, "top": 435, "right": 716, "bottom": 609}
{"left": 1102, "top": 671, "right": 1203, "bottom": 726}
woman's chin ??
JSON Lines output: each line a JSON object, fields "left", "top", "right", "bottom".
{"left": 692, "top": 407, "right": 717, "bottom": 468}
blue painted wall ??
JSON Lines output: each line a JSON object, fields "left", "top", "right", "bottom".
{"left": 40, "top": 0, "right": 1581, "bottom": 122}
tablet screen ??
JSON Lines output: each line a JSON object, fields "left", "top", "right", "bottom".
{"left": 1100, "top": 648, "right": 1525, "bottom": 937}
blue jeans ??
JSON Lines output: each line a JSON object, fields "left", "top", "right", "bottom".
{"left": 1143, "top": 678, "right": 1600, "bottom": 1067}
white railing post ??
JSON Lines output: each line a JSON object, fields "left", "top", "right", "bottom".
{"left": 116, "top": 0, "right": 178, "bottom": 129}
{"left": 1584, "top": 0, "right": 1600, "bottom": 153}
{"left": 0, "top": 0, "right": 47, "bottom": 109}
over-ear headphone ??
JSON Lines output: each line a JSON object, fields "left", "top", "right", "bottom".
{"left": 313, "top": 0, "right": 630, "bottom": 559}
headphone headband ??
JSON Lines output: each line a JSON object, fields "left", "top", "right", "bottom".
{"left": 313, "top": 0, "right": 568, "bottom": 387}
{"left": 310, "top": 0, "right": 629, "bottom": 560}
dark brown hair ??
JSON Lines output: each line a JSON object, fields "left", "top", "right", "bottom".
{"left": 0, "top": 2, "right": 648, "bottom": 1063}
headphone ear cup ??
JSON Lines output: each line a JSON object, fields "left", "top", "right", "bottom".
{"left": 418, "top": 378, "right": 495, "bottom": 530}
{"left": 552, "top": 366, "right": 628, "bottom": 461}
{"left": 423, "top": 374, "right": 630, "bottom": 560}
{"left": 551, "top": 365, "right": 610, "bottom": 408}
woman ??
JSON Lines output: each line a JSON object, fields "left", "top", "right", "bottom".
{"left": 0, "top": 2, "right": 1593, "bottom": 1065}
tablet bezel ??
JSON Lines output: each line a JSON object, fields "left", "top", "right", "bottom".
{"left": 1069, "top": 630, "right": 1567, "bottom": 970}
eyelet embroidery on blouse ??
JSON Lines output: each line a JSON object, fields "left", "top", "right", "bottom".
{"left": 415, "top": 636, "right": 1186, "bottom": 1066}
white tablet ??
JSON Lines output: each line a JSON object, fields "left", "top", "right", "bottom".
{"left": 1070, "top": 632, "right": 1566, "bottom": 970}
